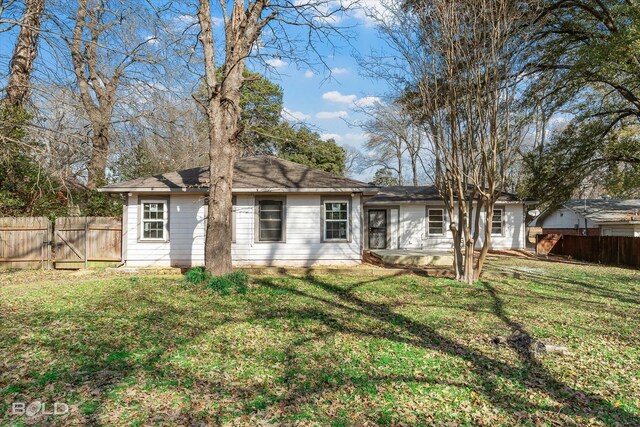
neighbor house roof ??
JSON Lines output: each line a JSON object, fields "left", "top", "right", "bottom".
{"left": 365, "top": 185, "right": 523, "bottom": 204}
{"left": 100, "top": 155, "right": 377, "bottom": 193}
{"left": 530, "top": 198, "right": 640, "bottom": 226}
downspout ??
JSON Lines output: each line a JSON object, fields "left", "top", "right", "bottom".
{"left": 118, "top": 192, "right": 128, "bottom": 267}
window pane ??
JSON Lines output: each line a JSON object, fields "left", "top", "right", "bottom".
{"left": 428, "top": 209, "right": 444, "bottom": 235}
{"left": 260, "top": 227, "right": 282, "bottom": 241}
{"left": 143, "top": 221, "right": 164, "bottom": 239}
{"left": 325, "top": 220, "right": 347, "bottom": 240}
{"left": 259, "top": 200, "right": 283, "bottom": 241}
{"left": 143, "top": 203, "right": 164, "bottom": 220}
{"left": 492, "top": 210, "right": 503, "bottom": 235}
{"left": 260, "top": 210, "right": 282, "bottom": 220}
{"left": 260, "top": 201, "right": 282, "bottom": 211}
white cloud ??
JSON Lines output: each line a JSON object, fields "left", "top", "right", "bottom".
{"left": 322, "top": 90, "right": 357, "bottom": 104}
{"left": 304, "top": 70, "right": 315, "bottom": 78}
{"left": 174, "top": 14, "right": 198, "bottom": 26}
{"left": 351, "top": 0, "right": 392, "bottom": 27}
{"left": 343, "top": 132, "right": 367, "bottom": 142}
{"left": 331, "top": 67, "right": 349, "bottom": 75}
{"left": 316, "top": 111, "right": 349, "bottom": 119}
{"left": 354, "top": 96, "right": 382, "bottom": 107}
{"left": 172, "top": 14, "right": 222, "bottom": 30}
{"left": 266, "top": 58, "right": 288, "bottom": 68}
{"left": 282, "top": 107, "right": 310, "bottom": 122}
{"left": 320, "top": 133, "right": 343, "bottom": 142}
{"left": 145, "top": 35, "right": 159, "bottom": 45}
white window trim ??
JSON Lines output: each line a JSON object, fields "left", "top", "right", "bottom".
{"left": 491, "top": 208, "right": 504, "bottom": 236}
{"left": 140, "top": 199, "right": 169, "bottom": 241}
{"left": 323, "top": 200, "right": 350, "bottom": 242}
{"left": 427, "top": 208, "right": 445, "bottom": 236}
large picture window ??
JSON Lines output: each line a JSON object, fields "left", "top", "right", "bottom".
{"left": 141, "top": 200, "right": 168, "bottom": 240}
{"left": 257, "top": 198, "right": 284, "bottom": 242}
{"left": 324, "top": 201, "right": 349, "bottom": 241}
{"left": 491, "top": 208, "right": 503, "bottom": 236}
{"left": 427, "top": 208, "right": 444, "bottom": 235}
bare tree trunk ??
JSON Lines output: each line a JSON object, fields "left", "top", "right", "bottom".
{"left": 87, "top": 126, "right": 110, "bottom": 188}
{"left": 396, "top": 143, "right": 403, "bottom": 185}
{"left": 4, "top": 0, "right": 45, "bottom": 107}
{"left": 474, "top": 201, "right": 494, "bottom": 281}
{"left": 198, "top": 0, "right": 267, "bottom": 275}
{"left": 204, "top": 99, "right": 236, "bottom": 275}
{"left": 411, "top": 154, "right": 418, "bottom": 186}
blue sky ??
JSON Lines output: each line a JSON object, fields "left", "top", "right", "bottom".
{"left": 245, "top": 4, "right": 390, "bottom": 174}
{"left": 0, "top": 1, "right": 390, "bottom": 179}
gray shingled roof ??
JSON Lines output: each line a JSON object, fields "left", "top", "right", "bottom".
{"left": 529, "top": 198, "right": 640, "bottom": 227}
{"left": 365, "top": 186, "right": 521, "bottom": 204}
{"left": 101, "top": 155, "right": 374, "bottom": 192}
{"left": 562, "top": 198, "right": 640, "bottom": 223}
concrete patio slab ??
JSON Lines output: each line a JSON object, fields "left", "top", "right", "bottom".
{"left": 368, "top": 249, "right": 454, "bottom": 266}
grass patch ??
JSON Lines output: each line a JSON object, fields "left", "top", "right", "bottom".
{"left": 184, "top": 267, "right": 248, "bottom": 295}
{"left": 0, "top": 259, "right": 638, "bottom": 425}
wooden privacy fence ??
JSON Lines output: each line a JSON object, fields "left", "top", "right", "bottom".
{"left": 547, "top": 234, "right": 640, "bottom": 268}
{"left": 0, "top": 217, "right": 51, "bottom": 269}
{"left": 0, "top": 217, "right": 121, "bottom": 269}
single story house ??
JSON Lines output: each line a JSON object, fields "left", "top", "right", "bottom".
{"left": 100, "top": 156, "right": 530, "bottom": 267}
{"left": 530, "top": 198, "right": 640, "bottom": 237}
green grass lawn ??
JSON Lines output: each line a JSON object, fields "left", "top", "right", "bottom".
{"left": 0, "top": 257, "right": 639, "bottom": 426}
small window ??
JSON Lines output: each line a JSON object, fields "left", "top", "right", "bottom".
{"left": 257, "top": 199, "right": 284, "bottom": 242}
{"left": 141, "top": 201, "right": 168, "bottom": 240}
{"left": 324, "top": 201, "right": 349, "bottom": 241}
{"left": 428, "top": 208, "right": 444, "bottom": 235}
{"left": 492, "top": 208, "right": 503, "bottom": 236}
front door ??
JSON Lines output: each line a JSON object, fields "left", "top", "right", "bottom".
{"left": 368, "top": 210, "right": 387, "bottom": 249}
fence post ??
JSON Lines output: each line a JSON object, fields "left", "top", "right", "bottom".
{"left": 84, "top": 219, "right": 89, "bottom": 269}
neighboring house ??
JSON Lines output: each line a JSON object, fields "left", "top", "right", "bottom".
{"left": 100, "top": 155, "right": 530, "bottom": 268}
{"left": 530, "top": 198, "right": 640, "bottom": 237}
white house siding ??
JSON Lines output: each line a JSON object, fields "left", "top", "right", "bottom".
{"left": 232, "top": 194, "right": 362, "bottom": 266}
{"left": 542, "top": 207, "right": 598, "bottom": 229}
{"left": 395, "top": 203, "right": 525, "bottom": 251}
{"left": 124, "top": 193, "right": 363, "bottom": 267}
{"left": 124, "top": 193, "right": 206, "bottom": 267}
{"left": 601, "top": 224, "right": 640, "bottom": 237}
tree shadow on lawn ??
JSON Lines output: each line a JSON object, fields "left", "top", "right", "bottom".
{"left": 254, "top": 274, "right": 639, "bottom": 425}
{"left": 0, "top": 279, "right": 251, "bottom": 425}
{"left": 1, "top": 273, "right": 637, "bottom": 425}
{"left": 491, "top": 264, "right": 640, "bottom": 306}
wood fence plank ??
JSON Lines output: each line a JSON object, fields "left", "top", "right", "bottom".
{"left": 546, "top": 234, "right": 640, "bottom": 268}
{"left": 1, "top": 216, "right": 121, "bottom": 270}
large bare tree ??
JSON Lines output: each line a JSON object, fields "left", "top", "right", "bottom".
{"left": 359, "top": 100, "right": 424, "bottom": 186}
{"left": 3, "top": 0, "right": 46, "bottom": 108}
{"left": 370, "top": 0, "right": 534, "bottom": 283}
{"left": 196, "top": 0, "right": 355, "bottom": 275}
{"left": 63, "top": 0, "right": 164, "bottom": 188}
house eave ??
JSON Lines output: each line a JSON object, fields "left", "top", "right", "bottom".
{"left": 365, "top": 199, "right": 529, "bottom": 206}
{"left": 100, "top": 187, "right": 378, "bottom": 194}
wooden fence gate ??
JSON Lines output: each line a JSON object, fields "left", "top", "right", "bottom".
{"left": 54, "top": 217, "right": 122, "bottom": 269}
{"left": 0, "top": 217, "right": 121, "bottom": 269}
{"left": 0, "top": 217, "right": 51, "bottom": 269}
